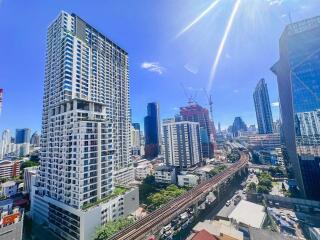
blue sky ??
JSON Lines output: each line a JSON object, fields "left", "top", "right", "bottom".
{"left": 0, "top": 0, "right": 320, "bottom": 134}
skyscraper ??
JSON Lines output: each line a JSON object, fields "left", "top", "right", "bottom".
{"left": 163, "top": 118, "right": 202, "bottom": 169}
{"left": 253, "top": 78, "right": 274, "bottom": 134}
{"left": 232, "top": 117, "right": 247, "bottom": 137}
{"left": 180, "top": 103, "right": 214, "bottom": 159}
{"left": 0, "top": 129, "right": 11, "bottom": 159}
{"left": 144, "top": 102, "right": 161, "bottom": 159}
{"left": 272, "top": 16, "right": 320, "bottom": 200}
{"left": 15, "top": 128, "right": 31, "bottom": 144}
{"left": 30, "top": 132, "right": 40, "bottom": 147}
{"left": 32, "top": 11, "right": 136, "bottom": 239}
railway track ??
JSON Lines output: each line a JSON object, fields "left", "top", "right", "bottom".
{"left": 109, "top": 152, "right": 249, "bottom": 240}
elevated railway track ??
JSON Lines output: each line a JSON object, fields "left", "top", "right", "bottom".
{"left": 109, "top": 152, "right": 249, "bottom": 240}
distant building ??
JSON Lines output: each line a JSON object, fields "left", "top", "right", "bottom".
{"left": 180, "top": 103, "right": 215, "bottom": 158}
{"left": 154, "top": 165, "right": 176, "bottom": 184}
{"left": 132, "top": 123, "right": 140, "bottom": 131}
{"left": 271, "top": 16, "right": 320, "bottom": 200}
{"left": 134, "top": 161, "right": 152, "bottom": 181}
{"left": 131, "top": 125, "right": 141, "bottom": 156}
{"left": 232, "top": 117, "right": 247, "bottom": 137}
{"left": 273, "top": 120, "right": 281, "bottom": 134}
{"left": 253, "top": 78, "right": 274, "bottom": 134}
{"left": 0, "top": 129, "right": 11, "bottom": 159}
{"left": 0, "top": 160, "right": 21, "bottom": 179}
{"left": 30, "top": 132, "right": 40, "bottom": 147}
{"left": 163, "top": 119, "right": 202, "bottom": 169}
{"left": 0, "top": 199, "right": 24, "bottom": 240}
{"left": 246, "top": 133, "right": 281, "bottom": 150}
{"left": 144, "top": 102, "right": 161, "bottom": 159}
{"left": 15, "top": 129, "right": 31, "bottom": 144}
{"left": 177, "top": 173, "right": 199, "bottom": 187}
{"left": 0, "top": 181, "right": 17, "bottom": 198}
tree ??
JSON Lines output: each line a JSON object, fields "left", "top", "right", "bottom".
{"left": 210, "top": 165, "right": 227, "bottom": 177}
{"left": 20, "top": 160, "right": 39, "bottom": 171}
{"left": 257, "top": 185, "right": 270, "bottom": 194}
{"left": 247, "top": 182, "right": 257, "bottom": 192}
{"left": 94, "top": 218, "right": 134, "bottom": 240}
{"left": 147, "top": 184, "right": 186, "bottom": 209}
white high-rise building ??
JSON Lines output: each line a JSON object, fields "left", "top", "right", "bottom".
{"left": 131, "top": 125, "right": 141, "bottom": 156}
{"left": 31, "top": 11, "right": 137, "bottom": 240}
{"left": 0, "top": 129, "right": 11, "bottom": 159}
{"left": 163, "top": 119, "right": 202, "bottom": 169}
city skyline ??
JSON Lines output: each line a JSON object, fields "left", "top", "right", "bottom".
{"left": 2, "top": 0, "right": 320, "bottom": 133}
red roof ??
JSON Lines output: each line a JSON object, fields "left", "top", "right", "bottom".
{"left": 192, "top": 230, "right": 218, "bottom": 240}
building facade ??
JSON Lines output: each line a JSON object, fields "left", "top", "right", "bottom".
{"left": 30, "top": 132, "right": 41, "bottom": 147}
{"left": 15, "top": 128, "right": 31, "bottom": 144}
{"left": 0, "top": 160, "right": 21, "bottom": 179}
{"left": 253, "top": 78, "right": 274, "bottom": 134}
{"left": 272, "top": 16, "right": 320, "bottom": 200}
{"left": 32, "top": 11, "right": 135, "bottom": 239}
{"left": 144, "top": 102, "right": 161, "bottom": 159}
{"left": 131, "top": 125, "right": 141, "bottom": 156}
{"left": 180, "top": 103, "right": 215, "bottom": 159}
{"left": 232, "top": 117, "right": 247, "bottom": 137}
{"left": 163, "top": 119, "right": 202, "bottom": 169}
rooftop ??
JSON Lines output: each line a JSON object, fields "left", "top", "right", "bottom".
{"left": 193, "top": 220, "right": 243, "bottom": 240}
{"left": 228, "top": 200, "right": 266, "bottom": 228}
{"left": 249, "top": 227, "right": 295, "bottom": 240}
{"left": 1, "top": 181, "right": 16, "bottom": 188}
{"left": 191, "top": 229, "right": 218, "bottom": 240}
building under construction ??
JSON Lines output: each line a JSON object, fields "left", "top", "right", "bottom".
{"left": 180, "top": 103, "right": 215, "bottom": 159}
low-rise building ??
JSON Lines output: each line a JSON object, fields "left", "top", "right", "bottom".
{"left": 154, "top": 166, "right": 176, "bottom": 184}
{"left": 0, "top": 160, "right": 21, "bottom": 179}
{"left": 192, "top": 220, "right": 243, "bottom": 240}
{"left": 0, "top": 199, "right": 24, "bottom": 240}
{"left": 1, "top": 181, "right": 17, "bottom": 198}
{"left": 134, "top": 164, "right": 152, "bottom": 181}
{"left": 177, "top": 173, "right": 199, "bottom": 187}
{"left": 228, "top": 200, "right": 266, "bottom": 229}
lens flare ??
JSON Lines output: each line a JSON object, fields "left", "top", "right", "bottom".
{"left": 207, "top": 0, "right": 241, "bottom": 91}
{"left": 175, "top": 0, "right": 221, "bottom": 39}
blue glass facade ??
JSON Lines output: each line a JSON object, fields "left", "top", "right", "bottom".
{"left": 15, "top": 128, "right": 31, "bottom": 144}
{"left": 272, "top": 16, "right": 320, "bottom": 200}
{"left": 253, "top": 78, "right": 274, "bottom": 134}
{"left": 144, "top": 102, "right": 161, "bottom": 158}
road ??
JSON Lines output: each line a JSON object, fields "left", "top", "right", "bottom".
{"left": 109, "top": 152, "right": 249, "bottom": 240}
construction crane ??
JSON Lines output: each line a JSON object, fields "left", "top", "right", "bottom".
{"left": 203, "top": 88, "right": 213, "bottom": 121}
{"left": 180, "top": 83, "right": 197, "bottom": 105}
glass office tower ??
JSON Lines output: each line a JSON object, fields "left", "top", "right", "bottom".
{"left": 272, "top": 16, "right": 320, "bottom": 200}
{"left": 253, "top": 79, "right": 274, "bottom": 134}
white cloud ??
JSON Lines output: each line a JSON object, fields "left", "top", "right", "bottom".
{"left": 141, "top": 62, "right": 165, "bottom": 75}
{"left": 184, "top": 63, "right": 198, "bottom": 74}
{"left": 225, "top": 53, "right": 232, "bottom": 59}
{"left": 233, "top": 89, "right": 239, "bottom": 94}
{"left": 173, "top": 107, "right": 179, "bottom": 111}
{"left": 272, "top": 101, "right": 280, "bottom": 107}
{"left": 267, "top": 0, "right": 284, "bottom": 6}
